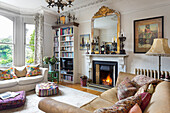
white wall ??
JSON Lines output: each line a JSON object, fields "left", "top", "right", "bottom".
{"left": 75, "top": 0, "right": 170, "bottom": 80}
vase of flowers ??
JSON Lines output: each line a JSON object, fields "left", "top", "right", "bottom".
{"left": 43, "top": 56, "right": 58, "bottom": 72}
{"left": 80, "top": 75, "right": 88, "bottom": 87}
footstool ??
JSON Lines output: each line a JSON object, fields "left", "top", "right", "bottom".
{"left": 36, "top": 82, "right": 59, "bottom": 97}
{"left": 0, "top": 91, "right": 26, "bottom": 110}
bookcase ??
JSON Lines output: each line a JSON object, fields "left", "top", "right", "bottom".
{"left": 52, "top": 22, "right": 79, "bottom": 83}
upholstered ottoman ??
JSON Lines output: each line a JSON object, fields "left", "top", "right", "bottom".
{"left": 36, "top": 82, "right": 59, "bottom": 97}
{"left": 0, "top": 91, "right": 26, "bottom": 110}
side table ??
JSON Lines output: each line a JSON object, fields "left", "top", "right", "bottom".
{"left": 48, "top": 71, "right": 59, "bottom": 83}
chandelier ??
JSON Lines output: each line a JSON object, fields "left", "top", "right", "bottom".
{"left": 45, "top": 0, "right": 74, "bottom": 13}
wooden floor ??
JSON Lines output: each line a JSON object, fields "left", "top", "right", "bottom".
{"left": 59, "top": 82, "right": 103, "bottom": 96}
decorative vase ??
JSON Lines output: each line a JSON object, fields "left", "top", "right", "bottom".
{"left": 49, "top": 64, "right": 54, "bottom": 72}
{"left": 80, "top": 78, "right": 87, "bottom": 87}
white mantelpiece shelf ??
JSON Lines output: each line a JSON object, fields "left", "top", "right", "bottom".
{"left": 85, "top": 54, "right": 128, "bottom": 57}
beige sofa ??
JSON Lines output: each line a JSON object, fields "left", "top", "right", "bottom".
{"left": 0, "top": 67, "right": 48, "bottom": 93}
{"left": 38, "top": 72, "right": 170, "bottom": 113}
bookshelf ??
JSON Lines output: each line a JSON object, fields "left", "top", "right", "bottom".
{"left": 52, "top": 22, "right": 79, "bottom": 83}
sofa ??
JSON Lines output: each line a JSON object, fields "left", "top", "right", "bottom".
{"left": 38, "top": 72, "right": 170, "bottom": 113}
{"left": 0, "top": 67, "right": 48, "bottom": 93}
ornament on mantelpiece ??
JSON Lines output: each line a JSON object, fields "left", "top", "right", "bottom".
{"left": 119, "top": 34, "right": 126, "bottom": 54}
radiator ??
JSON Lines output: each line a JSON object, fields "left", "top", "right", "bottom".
{"left": 135, "top": 68, "right": 170, "bottom": 79}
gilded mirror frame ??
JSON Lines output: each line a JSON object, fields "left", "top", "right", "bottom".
{"left": 91, "top": 6, "right": 121, "bottom": 54}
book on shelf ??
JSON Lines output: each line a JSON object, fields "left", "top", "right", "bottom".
{"left": 0, "top": 92, "right": 20, "bottom": 100}
{"left": 62, "top": 53, "right": 74, "bottom": 57}
{"left": 63, "top": 75, "right": 73, "bottom": 81}
{"left": 60, "top": 27, "right": 73, "bottom": 35}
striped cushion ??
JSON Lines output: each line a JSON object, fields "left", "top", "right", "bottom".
{"left": 35, "top": 82, "right": 59, "bottom": 97}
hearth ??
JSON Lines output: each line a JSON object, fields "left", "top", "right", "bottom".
{"left": 92, "top": 61, "right": 118, "bottom": 88}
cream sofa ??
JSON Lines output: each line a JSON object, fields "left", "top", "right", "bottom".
{"left": 0, "top": 67, "right": 48, "bottom": 93}
{"left": 38, "top": 72, "right": 170, "bottom": 113}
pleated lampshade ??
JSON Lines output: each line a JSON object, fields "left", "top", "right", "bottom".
{"left": 146, "top": 38, "right": 170, "bottom": 57}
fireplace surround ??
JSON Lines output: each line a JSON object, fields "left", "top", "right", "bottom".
{"left": 93, "top": 61, "right": 118, "bottom": 87}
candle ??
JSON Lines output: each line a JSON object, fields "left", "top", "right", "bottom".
{"left": 114, "top": 36, "right": 116, "bottom": 41}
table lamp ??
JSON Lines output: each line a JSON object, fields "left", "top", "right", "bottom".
{"left": 146, "top": 38, "right": 170, "bottom": 78}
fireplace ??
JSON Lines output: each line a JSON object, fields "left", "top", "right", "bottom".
{"left": 93, "top": 61, "right": 118, "bottom": 87}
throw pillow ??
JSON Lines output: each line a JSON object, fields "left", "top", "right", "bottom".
{"left": 0, "top": 67, "right": 17, "bottom": 80}
{"left": 147, "top": 84, "right": 154, "bottom": 94}
{"left": 139, "top": 92, "right": 151, "bottom": 111}
{"left": 94, "top": 95, "right": 142, "bottom": 113}
{"left": 117, "top": 77, "right": 138, "bottom": 100}
{"left": 131, "top": 75, "right": 157, "bottom": 87}
{"left": 14, "top": 67, "right": 27, "bottom": 78}
{"left": 134, "top": 84, "right": 149, "bottom": 96}
{"left": 26, "top": 65, "right": 41, "bottom": 77}
{"left": 128, "top": 103, "right": 142, "bottom": 113}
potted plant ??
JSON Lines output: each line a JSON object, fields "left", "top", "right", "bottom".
{"left": 43, "top": 56, "right": 58, "bottom": 71}
{"left": 80, "top": 75, "right": 88, "bottom": 86}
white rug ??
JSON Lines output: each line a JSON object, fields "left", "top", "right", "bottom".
{"left": 1, "top": 85, "right": 98, "bottom": 113}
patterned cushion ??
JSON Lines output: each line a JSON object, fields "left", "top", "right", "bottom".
{"left": 135, "top": 84, "right": 149, "bottom": 96}
{"left": 26, "top": 65, "right": 41, "bottom": 77}
{"left": 0, "top": 67, "right": 17, "bottom": 80}
{"left": 94, "top": 95, "right": 142, "bottom": 113}
{"left": 117, "top": 77, "right": 138, "bottom": 100}
{"left": 131, "top": 75, "right": 157, "bottom": 87}
{"left": 128, "top": 103, "right": 142, "bottom": 113}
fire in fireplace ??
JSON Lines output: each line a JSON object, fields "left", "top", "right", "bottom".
{"left": 102, "top": 74, "right": 112, "bottom": 86}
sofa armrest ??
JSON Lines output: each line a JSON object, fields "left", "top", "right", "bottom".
{"left": 38, "top": 98, "right": 91, "bottom": 113}
{"left": 40, "top": 68, "right": 48, "bottom": 82}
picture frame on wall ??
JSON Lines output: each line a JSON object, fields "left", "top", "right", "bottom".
{"left": 80, "top": 34, "right": 90, "bottom": 50}
{"left": 134, "top": 16, "right": 164, "bottom": 53}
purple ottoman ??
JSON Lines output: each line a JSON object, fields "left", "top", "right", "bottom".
{"left": 0, "top": 91, "right": 26, "bottom": 110}
{"left": 36, "top": 82, "right": 59, "bottom": 97}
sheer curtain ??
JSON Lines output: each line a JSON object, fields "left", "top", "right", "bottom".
{"left": 34, "top": 13, "right": 44, "bottom": 67}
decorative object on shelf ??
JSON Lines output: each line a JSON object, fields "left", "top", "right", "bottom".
{"left": 119, "top": 34, "right": 126, "bottom": 54}
{"left": 134, "top": 16, "right": 164, "bottom": 53}
{"left": 91, "top": 36, "right": 99, "bottom": 54}
{"left": 60, "top": 15, "right": 66, "bottom": 24}
{"left": 80, "top": 34, "right": 90, "bottom": 50}
{"left": 56, "top": 17, "right": 61, "bottom": 24}
{"left": 105, "top": 42, "right": 112, "bottom": 54}
{"left": 66, "top": 13, "right": 77, "bottom": 23}
{"left": 86, "top": 43, "right": 90, "bottom": 54}
{"left": 146, "top": 38, "right": 170, "bottom": 79}
{"left": 80, "top": 75, "right": 88, "bottom": 87}
{"left": 45, "top": 0, "right": 74, "bottom": 13}
{"left": 43, "top": 56, "right": 59, "bottom": 71}
{"left": 100, "top": 41, "right": 105, "bottom": 54}
{"left": 91, "top": 40, "right": 95, "bottom": 54}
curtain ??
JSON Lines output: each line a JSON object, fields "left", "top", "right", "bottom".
{"left": 34, "top": 13, "right": 44, "bottom": 67}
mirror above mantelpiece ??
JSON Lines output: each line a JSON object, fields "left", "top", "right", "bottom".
{"left": 91, "top": 6, "right": 121, "bottom": 54}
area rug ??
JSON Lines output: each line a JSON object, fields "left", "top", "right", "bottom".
{"left": 1, "top": 85, "right": 98, "bottom": 113}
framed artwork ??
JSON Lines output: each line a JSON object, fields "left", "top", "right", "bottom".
{"left": 134, "top": 16, "right": 164, "bottom": 53}
{"left": 80, "top": 34, "right": 90, "bottom": 50}
{"left": 105, "top": 42, "right": 112, "bottom": 54}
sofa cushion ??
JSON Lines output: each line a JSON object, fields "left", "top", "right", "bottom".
{"left": 14, "top": 67, "right": 27, "bottom": 78}
{"left": 17, "top": 75, "right": 43, "bottom": 85}
{"left": 117, "top": 77, "right": 137, "bottom": 100}
{"left": 94, "top": 95, "right": 142, "bottom": 113}
{"left": 81, "top": 97, "right": 113, "bottom": 112}
{"left": 100, "top": 87, "right": 118, "bottom": 103}
{"left": 140, "top": 92, "right": 151, "bottom": 111}
{"left": 144, "top": 81, "right": 170, "bottom": 113}
{"left": 0, "top": 67, "right": 17, "bottom": 80}
{"left": 0, "top": 79, "right": 18, "bottom": 88}
{"left": 116, "top": 72, "right": 136, "bottom": 87}
{"left": 26, "top": 65, "right": 41, "bottom": 77}
{"left": 131, "top": 75, "right": 157, "bottom": 87}
{"left": 129, "top": 103, "right": 142, "bottom": 113}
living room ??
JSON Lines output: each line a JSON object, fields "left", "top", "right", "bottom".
{"left": 0, "top": 0, "right": 170, "bottom": 113}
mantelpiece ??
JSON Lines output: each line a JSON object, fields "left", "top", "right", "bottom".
{"left": 85, "top": 54, "right": 128, "bottom": 86}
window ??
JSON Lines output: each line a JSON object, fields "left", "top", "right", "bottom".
{"left": 0, "top": 15, "right": 13, "bottom": 67}
{"left": 25, "top": 24, "right": 35, "bottom": 65}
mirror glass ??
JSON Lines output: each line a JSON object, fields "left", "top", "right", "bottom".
{"left": 93, "top": 14, "right": 118, "bottom": 45}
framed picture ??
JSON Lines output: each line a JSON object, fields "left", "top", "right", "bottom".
{"left": 105, "top": 42, "right": 112, "bottom": 54}
{"left": 80, "top": 34, "right": 90, "bottom": 50}
{"left": 134, "top": 16, "right": 164, "bottom": 53}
